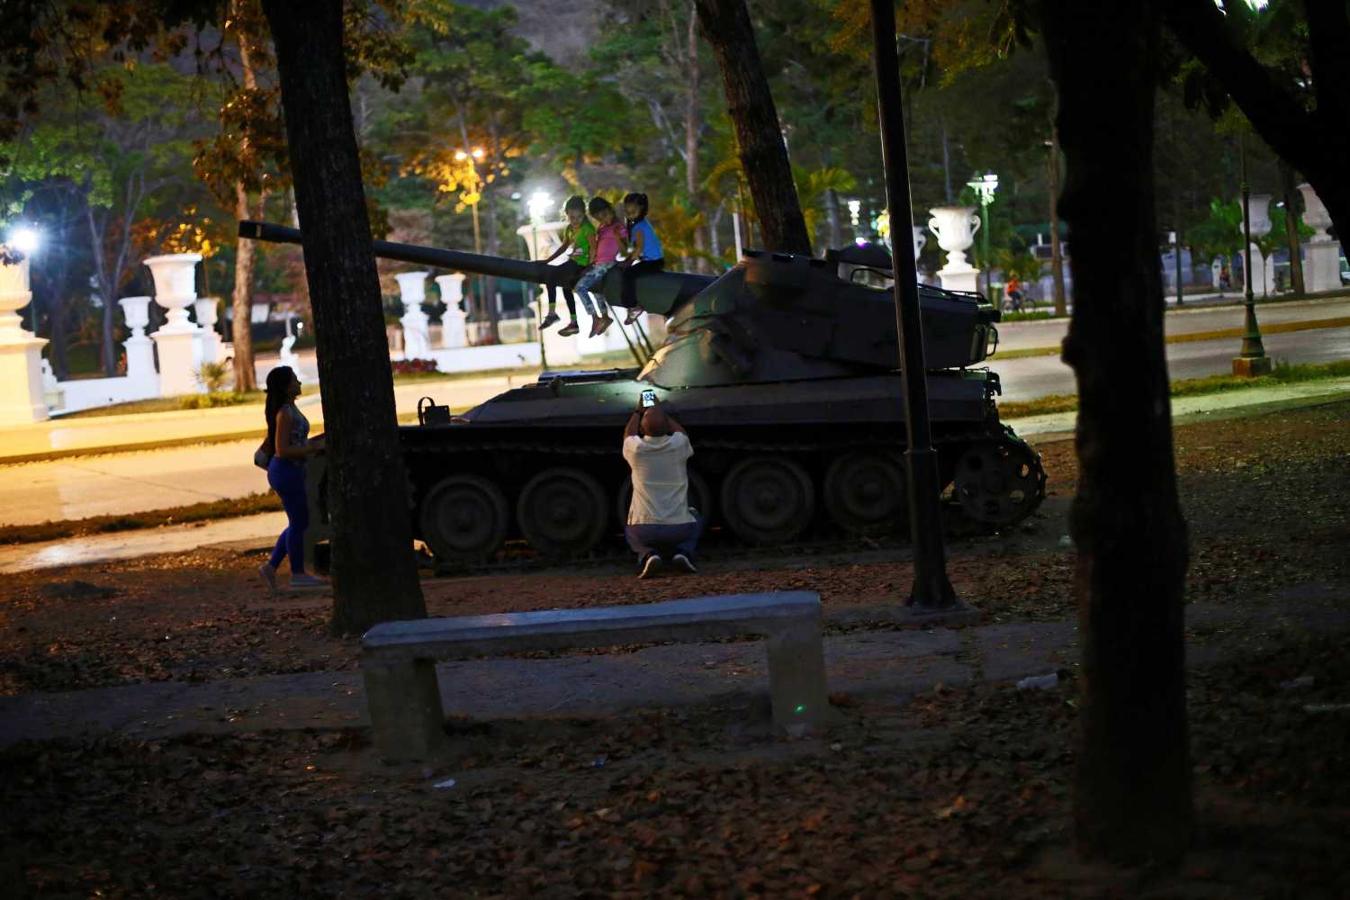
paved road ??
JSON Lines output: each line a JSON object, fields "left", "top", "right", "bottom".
{"left": 992, "top": 325, "right": 1350, "bottom": 401}
{"left": 995, "top": 296, "right": 1350, "bottom": 352}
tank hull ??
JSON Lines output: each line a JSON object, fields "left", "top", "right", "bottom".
{"left": 392, "top": 368, "right": 1044, "bottom": 561}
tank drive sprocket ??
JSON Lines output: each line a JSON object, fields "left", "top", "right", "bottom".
{"left": 951, "top": 432, "right": 1047, "bottom": 527}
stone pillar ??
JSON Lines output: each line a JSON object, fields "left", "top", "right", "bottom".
{"left": 911, "top": 226, "right": 927, "bottom": 267}
{"left": 0, "top": 255, "right": 49, "bottom": 425}
{"left": 395, "top": 271, "right": 432, "bottom": 361}
{"left": 1211, "top": 257, "right": 1223, "bottom": 290}
{"left": 146, "top": 253, "right": 205, "bottom": 396}
{"left": 192, "top": 297, "right": 222, "bottom": 365}
{"left": 927, "top": 206, "right": 981, "bottom": 294}
{"left": 1298, "top": 183, "right": 1343, "bottom": 293}
{"left": 516, "top": 220, "right": 582, "bottom": 365}
{"left": 434, "top": 273, "right": 468, "bottom": 348}
{"left": 117, "top": 296, "right": 158, "bottom": 389}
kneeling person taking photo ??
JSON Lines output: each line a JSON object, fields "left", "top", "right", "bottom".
{"left": 623, "top": 393, "right": 701, "bottom": 578}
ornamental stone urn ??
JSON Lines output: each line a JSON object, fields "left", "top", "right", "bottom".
{"left": 1247, "top": 193, "right": 1273, "bottom": 239}
{"left": 145, "top": 253, "right": 202, "bottom": 333}
{"left": 0, "top": 255, "right": 32, "bottom": 342}
{"left": 145, "top": 253, "right": 203, "bottom": 395}
{"left": 395, "top": 271, "right": 433, "bottom": 361}
{"left": 1298, "top": 183, "right": 1342, "bottom": 292}
{"left": 927, "top": 205, "right": 981, "bottom": 293}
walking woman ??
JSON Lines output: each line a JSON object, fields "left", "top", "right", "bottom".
{"left": 257, "top": 366, "right": 325, "bottom": 591}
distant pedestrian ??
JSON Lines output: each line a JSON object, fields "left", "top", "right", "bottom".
{"left": 1004, "top": 275, "right": 1024, "bottom": 312}
{"left": 256, "top": 366, "right": 325, "bottom": 592}
{"left": 622, "top": 394, "right": 700, "bottom": 578}
{"left": 1220, "top": 264, "right": 1232, "bottom": 292}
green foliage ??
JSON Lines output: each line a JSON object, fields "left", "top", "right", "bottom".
{"left": 194, "top": 360, "right": 233, "bottom": 393}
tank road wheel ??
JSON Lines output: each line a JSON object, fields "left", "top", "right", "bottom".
{"left": 823, "top": 451, "right": 906, "bottom": 535}
{"left": 419, "top": 475, "right": 510, "bottom": 563}
{"left": 720, "top": 456, "right": 815, "bottom": 545}
{"left": 952, "top": 440, "right": 1046, "bottom": 527}
{"left": 517, "top": 468, "right": 608, "bottom": 556}
{"left": 614, "top": 471, "right": 714, "bottom": 528}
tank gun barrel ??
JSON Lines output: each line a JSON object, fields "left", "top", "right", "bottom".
{"left": 239, "top": 220, "right": 561, "bottom": 286}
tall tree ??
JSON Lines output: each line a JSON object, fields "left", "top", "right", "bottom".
{"left": 262, "top": 0, "right": 426, "bottom": 634}
{"left": 1166, "top": 0, "right": 1350, "bottom": 256}
{"left": 693, "top": 0, "right": 811, "bottom": 254}
{"left": 1040, "top": 0, "right": 1193, "bottom": 862}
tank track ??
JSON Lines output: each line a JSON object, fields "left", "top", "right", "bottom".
{"left": 395, "top": 421, "right": 1047, "bottom": 554}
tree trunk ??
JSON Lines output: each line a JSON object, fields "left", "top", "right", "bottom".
{"left": 1042, "top": 0, "right": 1193, "bottom": 864}
{"left": 1047, "top": 122, "right": 1068, "bottom": 316}
{"left": 693, "top": 0, "right": 811, "bottom": 255}
{"left": 1279, "top": 160, "right": 1306, "bottom": 295}
{"left": 262, "top": 0, "right": 426, "bottom": 635}
{"left": 685, "top": 3, "right": 708, "bottom": 272}
{"left": 232, "top": 183, "right": 261, "bottom": 391}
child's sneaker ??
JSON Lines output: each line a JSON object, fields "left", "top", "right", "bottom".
{"left": 558, "top": 320, "right": 580, "bottom": 336}
{"left": 624, "top": 307, "right": 643, "bottom": 325}
{"left": 540, "top": 311, "right": 560, "bottom": 329}
{"left": 596, "top": 314, "right": 614, "bottom": 334}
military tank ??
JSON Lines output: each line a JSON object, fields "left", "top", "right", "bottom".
{"left": 241, "top": 221, "right": 1045, "bottom": 563}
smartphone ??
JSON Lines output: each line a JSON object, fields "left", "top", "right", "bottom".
{"left": 640, "top": 389, "right": 657, "bottom": 408}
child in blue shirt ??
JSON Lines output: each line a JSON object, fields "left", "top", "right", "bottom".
{"left": 618, "top": 192, "right": 665, "bottom": 324}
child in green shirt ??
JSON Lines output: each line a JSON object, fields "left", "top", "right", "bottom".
{"left": 540, "top": 195, "right": 610, "bottom": 336}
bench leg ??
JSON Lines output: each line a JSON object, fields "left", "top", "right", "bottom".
{"left": 362, "top": 658, "right": 446, "bottom": 762}
{"left": 766, "top": 622, "right": 830, "bottom": 736}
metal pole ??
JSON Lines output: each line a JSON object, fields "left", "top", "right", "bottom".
{"left": 1236, "top": 132, "right": 1269, "bottom": 373}
{"left": 981, "top": 195, "right": 992, "bottom": 303}
{"left": 869, "top": 0, "right": 956, "bottom": 609}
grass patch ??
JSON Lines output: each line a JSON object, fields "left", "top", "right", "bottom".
{"left": 1000, "top": 359, "right": 1350, "bottom": 419}
{"left": 0, "top": 492, "right": 283, "bottom": 546}
{"left": 1000, "top": 310, "right": 1057, "bottom": 322}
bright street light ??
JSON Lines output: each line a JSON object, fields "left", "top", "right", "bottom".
{"left": 527, "top": 191, "right": 553, "bottom": 225}
{"left": 6, "top": 225, "right": 40, "bottom": 255}
{"left": 966, "top": 172, "right": 999, "bottom": 302}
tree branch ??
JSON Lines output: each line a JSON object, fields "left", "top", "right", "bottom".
{"left": 1303, "top": 0, "right": 1350, "bottom": 128}
{"left": 1164, "top": 0, "right": 1318, "bottom": 171}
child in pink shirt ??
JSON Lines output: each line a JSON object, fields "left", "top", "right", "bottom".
{"left": 573, "top": 197, "right": 627, "bottom": 336}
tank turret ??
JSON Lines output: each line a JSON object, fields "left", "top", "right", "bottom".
{"left": 241, "top": 221, "right": 1042, "bottom": 563}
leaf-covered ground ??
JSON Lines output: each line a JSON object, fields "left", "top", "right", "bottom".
{"left": 0, "top": 402, "right": 1347, "bottom": 897}
{"left": 2, "top": 632, "right": 1347, "bottom": 898}
{"left": 2, "top": 402, "right": 1345, "bottom": 696}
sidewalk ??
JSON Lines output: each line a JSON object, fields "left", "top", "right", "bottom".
{"left": 0, "top": 373, "right": 519, "bottom": 463}
{"left": 2, "top": 591, "right": 1344, "bottom": 748}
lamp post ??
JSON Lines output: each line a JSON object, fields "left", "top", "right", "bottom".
{"left": 967, "top": 172, "right": 998, "bottom": 303}
{"left": 870, "top": 0, "right": 956, "bottom": 610}
{"left": 455, "top": 147, "right": 487, "bottom": 334}
{"left": 1233, "top": 133, "right": 1271, "bottom": 376}
{"left": 527, "top": 190, "right": 553, "bottom": 370}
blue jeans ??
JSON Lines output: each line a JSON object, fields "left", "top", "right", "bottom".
{"left": 267, "top": 457, "right": 308, "bottom": 573}
{"left": 625, "top": 514, "right": 703, "bottom": 562}
{"left": 574, "top": 263, "right": 613, "bottom": 315}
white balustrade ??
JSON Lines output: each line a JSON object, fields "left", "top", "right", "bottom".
{"left": 395, "top": 271, "right": 433, "bottom": 361}
{"left": 0, "top": 255, "right": 49, "bottom": 424}
{"left": 118, "top": 296, "right": 157, "bottom": 387}
{"left": 434, "top": 273, "right": 468, "bottom": 349}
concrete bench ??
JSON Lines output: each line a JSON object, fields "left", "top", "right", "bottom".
{"left": 360, "top": 591, "right": 829, "bottom": 761}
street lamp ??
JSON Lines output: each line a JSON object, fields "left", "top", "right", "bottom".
{"left": 527, "top": 191, "right": 553, "bottom": 370}
{"left": 967, "top": 172, "right": 998, "bottom": 302}
{"left": 456, "top": 147, "right": 487, "bottom": 337}
{"left": 1233, "top": 133, "right": 1271, "bottom": 376}
{"left": 6, "top": 225, "right": 41, "bottom": 331}
{"left": 846, "top": 199, "right": 862, "bottom": 241}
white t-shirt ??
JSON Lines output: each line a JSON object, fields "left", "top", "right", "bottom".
{"left": 623, "top": 432, "right": 695, "bottom": 526}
